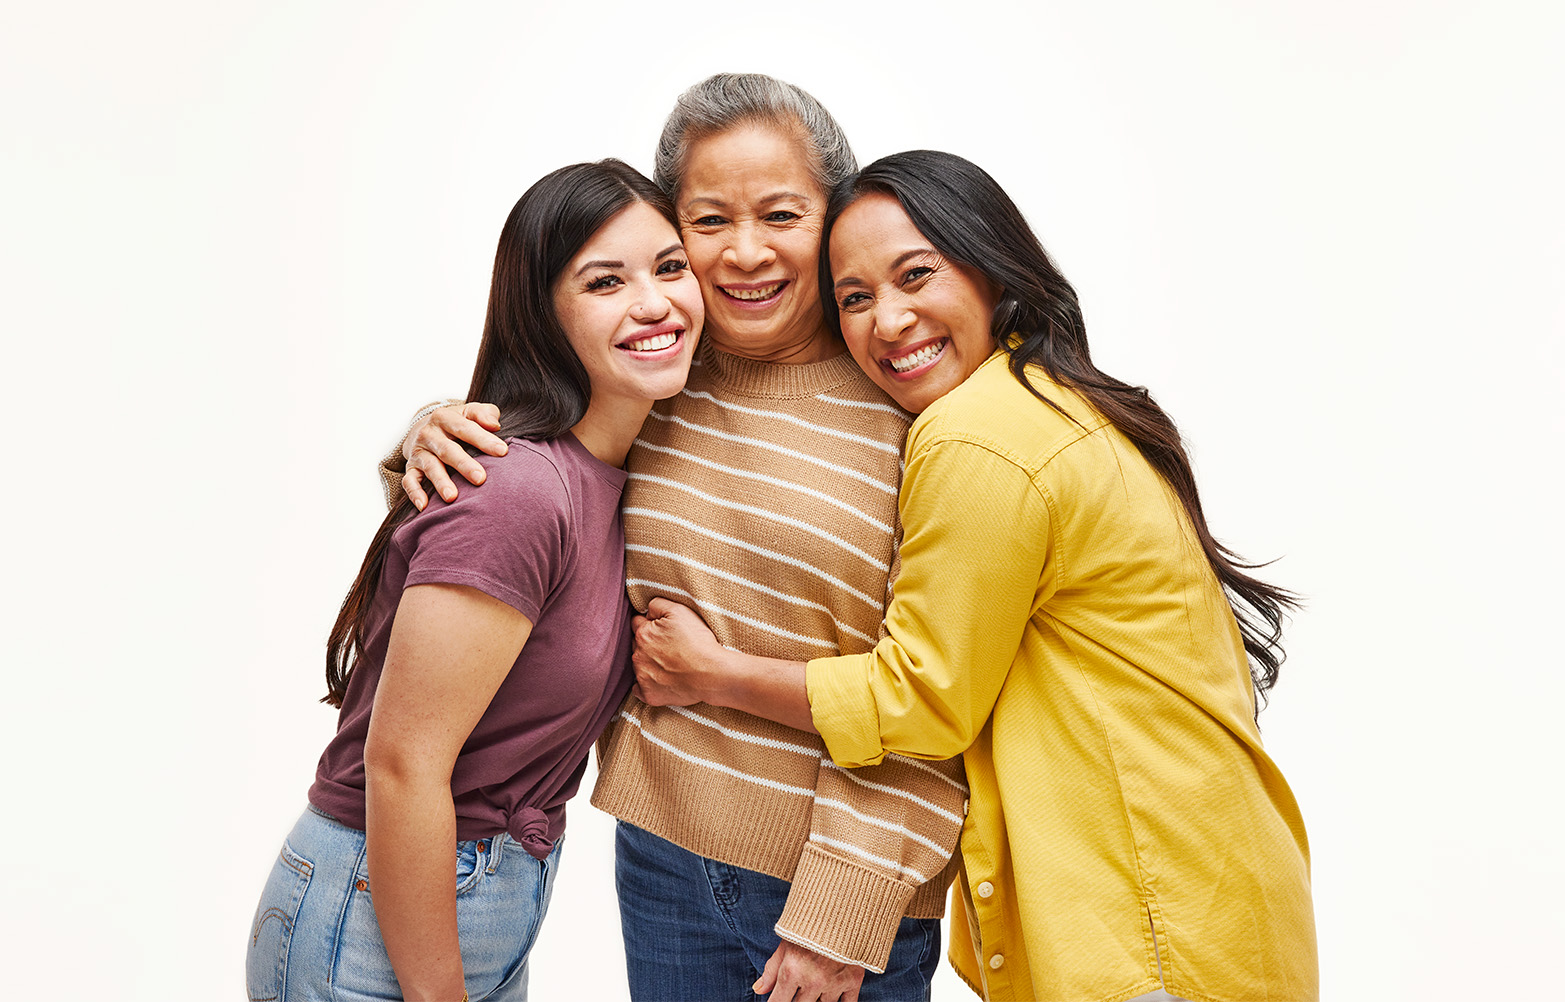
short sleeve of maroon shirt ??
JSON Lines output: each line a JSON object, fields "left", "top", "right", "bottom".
{"left": 309, "top": 434, "right": 633, "bottom": 858}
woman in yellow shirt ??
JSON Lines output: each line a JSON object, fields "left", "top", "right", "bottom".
{"left": 631, "top": 150, "right": 1318, "bottom": 1002}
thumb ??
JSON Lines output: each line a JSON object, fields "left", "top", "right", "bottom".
{"left": 753, "top": 943, "right": 784, "bottom": 995}
{"left": 645, "top": 596, "right": 677, "bottom": 619}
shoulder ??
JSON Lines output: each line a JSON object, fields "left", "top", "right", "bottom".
{"left": 471, "top": 439, "right": 573, "bottom": 503}
{"left": 402, "top": 438, "right": 576, "bottom": 534}
{"left": 908, "top": 352, "right": 1104, "bottom": 472}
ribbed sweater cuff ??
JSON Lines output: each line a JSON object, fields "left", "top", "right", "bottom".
{"left": 774, "top": 843, "right": 918, "bottom": 973}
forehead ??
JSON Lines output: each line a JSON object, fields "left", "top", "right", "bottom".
{"left": 569, "top": 202, "right": 677, "bottom": 258}
{"left": 679, "top": 122, "right": 822, "bottom": 205}
{"left": 830, "top": 193, "right": 924, "bottom": 266}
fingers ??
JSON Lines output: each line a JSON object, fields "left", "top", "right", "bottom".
{"left": 754, "top": 945, "right": 783, "bottom": 996}
{"left": 402, "top": 468, "right": 430, "bottom": 512}
{"left": 463, "top": 401, "right": 503, "bottom": 432}
{"left": 417, "top": 424, "right": 490, "bottom": 483}
{"left": 409, "top": 447, "right": 463, "bottom": 503}
{"left": 432, "top": 404, "right": 508, "bottom": 458}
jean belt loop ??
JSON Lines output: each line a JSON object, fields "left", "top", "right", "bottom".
{"left": 485, "top": 827, "right": 505, "bottom": 874}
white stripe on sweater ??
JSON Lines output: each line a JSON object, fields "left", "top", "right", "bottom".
{"left": 816, "top": 393, "right": 914, "bottom": 420}
{"left": 822, "top": 761, "right": 965, "bottom": 825}
{"left": 629, "top": 474, "right": 887, "bottom": 569}
{"left": 640, "top": 411, "right": 898, "bottom": 495}
{"left": 614, "top": 710, "right": 816, "bottom": 797}
{"left": 622, "top": 508, "right": 884, "bottom": 609}
{"left": 807, "top": 833, "right": 931, "bottom": 883}
{"left": 630, "top": 439, "right": 894, "bottom": 533}
{"left": 626, "top": 579, "right": 842, "bottom": 650}
{"left": 625, "top": 550, "right": 878, "bottom": 647}
{"left": 678, "top": 389, "right": 902, "bottom": 455}
{"left": 811, "top": 797, "right": 953, "bottom": 857}
{"left": 885, "top": 754, "right": 970, "bottom": 794}
{"left": 662, "top": 704, "right": 821, "bottom": 757}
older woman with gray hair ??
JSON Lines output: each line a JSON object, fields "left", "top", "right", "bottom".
{"left": 389, "top": 74, "right": 966, "bottom": 1002}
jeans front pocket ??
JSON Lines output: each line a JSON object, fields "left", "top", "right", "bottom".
{"left": 455, "top": 838, "right": 485, "bottom": 896}
{"left": 247, "top": 839, "right": 313, "bottom": 1002}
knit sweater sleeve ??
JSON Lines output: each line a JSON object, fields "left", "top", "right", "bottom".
{"left": 774, "top": 751, "right": 967, "bottom": 970}
{"left": 376, "top": 399, "right": 465, "bottom": 510}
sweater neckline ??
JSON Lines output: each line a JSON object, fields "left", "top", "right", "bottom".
{"left": 695, "top": 338, "right": 869, "bottom": 399}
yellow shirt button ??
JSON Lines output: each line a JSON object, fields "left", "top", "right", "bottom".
{"left": 989, "top": 954, "right": 1005, "bottom": 970}
{"left": 976, "top": 881, "right": 995, "bottom": 898}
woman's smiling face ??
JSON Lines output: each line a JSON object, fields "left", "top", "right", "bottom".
{"left": 676, "top": 123, "right": 836, "bottom": 363}
{"left": 829, "top": 192, "right": 1001, "bottom": 414}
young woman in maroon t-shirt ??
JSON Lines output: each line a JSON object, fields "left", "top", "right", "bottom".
{"left": 246, "top": 159, "right": 702, "bottom": 1002}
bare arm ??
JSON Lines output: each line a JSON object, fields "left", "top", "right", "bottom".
{"left": 631, "top": 597, "right": 814, "bottom": 732}
{"left": 396, "top": 402, "right": 509, "bottom": 510}
{"left": 363, "top": 583, "right": 533, "bottom": 1001}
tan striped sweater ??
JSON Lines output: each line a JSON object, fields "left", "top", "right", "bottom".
{"left": 381, "top": 342, "right": 967, "bottom": 970}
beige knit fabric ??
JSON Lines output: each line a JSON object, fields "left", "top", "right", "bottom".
{"left": 380, "top": 342, "right": 966, "bottom": 971}
{"left": 594, "top": 342, "right": 965, "bottom": 971}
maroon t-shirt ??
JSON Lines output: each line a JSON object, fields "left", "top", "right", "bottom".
{"left": 309, "top": 434, "right": 633, "bottom": 860}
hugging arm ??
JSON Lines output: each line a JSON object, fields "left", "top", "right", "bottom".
{"left": 634, "top": 604, "right": 969, "bottom": 979}
{"left": 378, "top": 401, "right": 508, "bottom": 511}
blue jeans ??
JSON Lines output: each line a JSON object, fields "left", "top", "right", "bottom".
{"left": 246, "top": 806, "right": 562, "bottom": 1002}
{"left": 615, "top": 821, "right": 940, "bottom": 1002}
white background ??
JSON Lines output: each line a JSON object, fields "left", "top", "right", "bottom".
{"left": 3, "top": 1, "right": 1561, "bottom": 998}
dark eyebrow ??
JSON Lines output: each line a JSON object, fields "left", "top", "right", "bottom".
{"left": 833, "top": 248, "right": 938, "bottom": 291}
{"left": 574, "top": 259, "right": 623, "bottom": 276}
{"left": 655, "top": 243, "right": 684, "bottom": 260}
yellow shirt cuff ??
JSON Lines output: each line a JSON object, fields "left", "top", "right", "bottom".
{"left": 807, "top": 653, "right": 887, "bottom": 767}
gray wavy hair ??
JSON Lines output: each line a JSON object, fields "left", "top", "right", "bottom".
{"left": 652, "top": 73, "right": 858, "bottom": 199}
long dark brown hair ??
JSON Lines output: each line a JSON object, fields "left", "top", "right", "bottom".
{"left": 818, "top": 150, "right": 1299, "bottom": 707}
{"left": 323, "top": 159, "right": 676, "bottom": 707}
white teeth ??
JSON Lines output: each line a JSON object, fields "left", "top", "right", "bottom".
{"left": 887, "top": 340, "right": 946, "bottom": 373}
{"left": 622, "top": 331, "right": 678, "bottom": 352}
{"left": 723, "top": 282, "right": 783, "bottom": 301}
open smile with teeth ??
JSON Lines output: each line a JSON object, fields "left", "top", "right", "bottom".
{"left": 720, "top": 281, "right": 785, "bottom": 301}
{"left": 620, "top": 331, "right": 681, "bottom": 352}
{"left": 886, "top": 339, "right": 947, "bottom": 374}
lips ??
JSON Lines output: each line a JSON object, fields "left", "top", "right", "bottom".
{"left": 717, "top": 280, "right": 786, "bottom": 303}
{"left": 884, "top": 338, "right": 947, "bottom": 374}
{"left": 617, "top": 323, "right": 684, "bottom": 353}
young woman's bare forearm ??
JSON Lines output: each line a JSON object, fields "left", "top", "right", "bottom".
{"left": 364, "top": 772, "right": 465, "bottom": 1001}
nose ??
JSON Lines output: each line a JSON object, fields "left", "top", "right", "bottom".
{"left": 631, "top": 282, "right": 673, "bottom": 323}
{"left": 720, "top": 222, "right": 777, "bottom": 272}
{"left": 872, "top": 295, "right": 915, "bottom": 341}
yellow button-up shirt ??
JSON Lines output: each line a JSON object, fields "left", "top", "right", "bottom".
{"left": 808, "top": 354, "right": 1317, "bottom": 1001}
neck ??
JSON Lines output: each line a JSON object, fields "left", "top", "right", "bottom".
{"left": 569, "top": 396, "right": 654, "bottom": 468}
{"left": 708, "top": 325, "right": 844, "bottom": 364}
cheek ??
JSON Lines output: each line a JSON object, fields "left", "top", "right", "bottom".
{"left": 674, "top": 279, "right": 705, "bottom": 326}
{"left": 681, "top": 234, "right": 724, "bottom": 280}
{"left": 839, "top": 315, "right": 873, "bottom": 365}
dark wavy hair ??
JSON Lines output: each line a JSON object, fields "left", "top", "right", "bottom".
{"left": 818, "top": 149, "right": 1298, "bottom": 707}
{"left": 323, "top": 159, "right": 675, "bottom": 707}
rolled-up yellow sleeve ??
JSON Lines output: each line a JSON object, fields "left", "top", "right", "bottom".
{"left": 807, "top": 653, "right": 887, "bottom": 766}
{"left": 808, "top": 431, "right": 1052, "bottom": 768}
